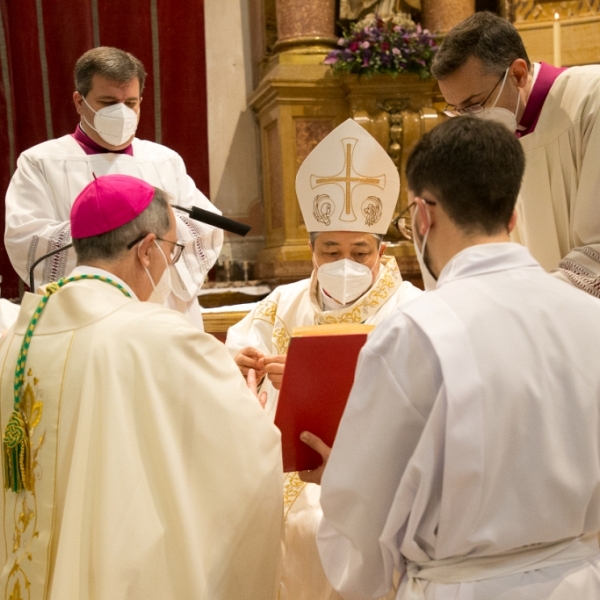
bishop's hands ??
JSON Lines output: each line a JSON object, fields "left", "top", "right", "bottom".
{"left": 263, "top": 355, "right": 286, "bottom": 390}
{"left": 298, "top": 431, "right": 331, "bottom": 485}
{"left": 234, "top": 347, "right": 287, "bottom": 390}
{"left": 235, "top": 347, "right": 265, "bottom": 379}
{"left": 246, "top": 368, "right": 268, "bottom": 409}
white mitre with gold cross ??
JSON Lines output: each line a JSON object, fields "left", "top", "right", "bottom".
{"left": 295, "top": 118, "right": 399, "bottom": 235}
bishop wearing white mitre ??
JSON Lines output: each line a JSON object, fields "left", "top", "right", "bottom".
{"left": 226, "top": 118, "right": 422, "bottom": 600}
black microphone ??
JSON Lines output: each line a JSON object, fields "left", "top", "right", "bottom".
{"left": 172, "top": 205, "right": 251, "bottom": 237}
{"left": 28, "top": 243, "right": 73, "bottom": 292}
{"left": 27, "top": 205, "right": 249, "bottom": 291}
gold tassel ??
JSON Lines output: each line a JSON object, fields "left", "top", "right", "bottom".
{"left": 3, "top": 410, "right": 31, "bottom": 493}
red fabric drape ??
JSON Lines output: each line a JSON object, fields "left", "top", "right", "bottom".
{"left": 0, "top": 0, "right": 209, "bottom": 299}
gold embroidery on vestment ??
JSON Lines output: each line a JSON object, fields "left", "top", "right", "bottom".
{"left": 5, "top": 372, "right": 44, "bottom": 600}
{"left": 272, "top": 319, "right": 291, "bottom": 356}
{"left": 7, "top": 577, "right": 23, "bottom": 600}
{"left": 283, "top": 472, "right": 307, "bottom": 518}
{"left": 316, "top": 259, "right": 399, "bottom": 325}
{"left": 254, "top": 300, "right": 277, "bottom": 326}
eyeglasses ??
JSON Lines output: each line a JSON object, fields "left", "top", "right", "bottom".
{"left": 443, "top": 72, "right": 505, "bottom": 117}
{"left": 393, "top": 199, "right": 437, "bottom": 241}
{"left": 126, "top": 234, "right": 185, "bottom": 264}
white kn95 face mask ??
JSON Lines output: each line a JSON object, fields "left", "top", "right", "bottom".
{"left": 82, "top": 96, "right": 139, "bottom": 146}
{"left": 316, "top": 258, "right": 375, "bottom": 305}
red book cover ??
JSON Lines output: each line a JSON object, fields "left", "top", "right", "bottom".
{"left": 274, "top": 325, "right": 373, "bottom": 472}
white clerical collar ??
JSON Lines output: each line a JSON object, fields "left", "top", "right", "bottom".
{"left": 436, "top": 243, "right": 540, "bottom": 287}
{"left": 68, "top": 265, "right": 138, "bottom": 299}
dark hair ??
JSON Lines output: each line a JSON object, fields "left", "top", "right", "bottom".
{"left": 308, "top": 232, "right": 382, "bottom": 247}
{"left": 405, "top": 117, "right": 525, "bottom": 235}
{"left": 432, "top": 12, "right": 531, "bottom": 80}
{"left": 73, "top": 188, "right": 171, "bottom": 263}
{"left": 75, "top": 47, "right": 147, "bottom": 97}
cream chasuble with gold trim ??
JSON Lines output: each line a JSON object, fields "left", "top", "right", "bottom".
{"left": 0, "top": 273, "right": 283, "bottom": 600}
{"left": 0, "top": 341, "right": 68, "bottom": 599}
{"left": 226, "top": 255, "right": 421, "bottom": 600}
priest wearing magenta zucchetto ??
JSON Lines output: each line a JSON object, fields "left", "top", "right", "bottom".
{"left": 0, "top": 174, "right": 283, "bottom": 600}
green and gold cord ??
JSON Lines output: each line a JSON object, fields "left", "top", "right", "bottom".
{"left": 4, "top": 274, "right": 131, "bottom": 492}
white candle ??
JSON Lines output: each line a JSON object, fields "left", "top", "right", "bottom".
{"left": 553, "top": 13, "right": 562, "bottom": 67}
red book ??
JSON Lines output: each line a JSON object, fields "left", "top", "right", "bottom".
{"left": 274, "top": 324, "right": 374, "bottom": 472}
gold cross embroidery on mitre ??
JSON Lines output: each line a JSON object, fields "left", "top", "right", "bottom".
{"left": 310, "top": 137, "right": 385, "bottom": 223}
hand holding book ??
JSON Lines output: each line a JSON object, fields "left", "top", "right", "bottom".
{"left": 298, "top": 431, "right": 331, "bottom": 485}
{"left": 274, "top": 323, "right": 375, "bottom": 472}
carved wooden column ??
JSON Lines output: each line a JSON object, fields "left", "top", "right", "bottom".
{"left": 421, "top": 0, "right": 475, "bottom": 33}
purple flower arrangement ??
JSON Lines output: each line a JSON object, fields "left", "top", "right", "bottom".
{"left": 324, "top": 16, "right": 438, "bottom": 79}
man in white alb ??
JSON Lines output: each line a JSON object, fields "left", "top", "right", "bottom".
{"left": 226, "top": 118, "right": 421, "bottom": 600}
{"left": 306, "top": 117, "right": 600, "bottom": 599}
{"left": 431, "top": 11, "right": 600, "bottom": 297}
{"left": 5, "top": 46, "right": 222, "bottom": 328}
{"left": 0, "top": 174, "right": 282, "bottom": 599}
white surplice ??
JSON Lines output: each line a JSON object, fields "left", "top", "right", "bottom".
{"left": 318, "top": 243, "right": 600, "bottom": 600}
{"left": 0, "top": 267, "right": 283, "bottom": 600}
{"left": 4, "top": 134, "right": 223, "bottom": 328}
{"left": 226, "top": 256, "right": 422, "bottom": 600}
{"left": 0, "top": 299, "right": 19, "bottom": 336}
{"left": 514, "top": 64, "right": 600, "bottom": 297}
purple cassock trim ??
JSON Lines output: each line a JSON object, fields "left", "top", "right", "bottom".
{"left": 71, "top": 125, "right": 134, "bottom": 156}
{"left": 517, "top": 62, "right": 568, "bottom": 138}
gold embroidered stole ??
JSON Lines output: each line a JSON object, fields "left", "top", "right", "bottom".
{"left": 311, "top": 256, "right": 401, "bottom": 326}
{"left": 249, "top": 257, "right": 402, "bottom": 360}
{"left": 1, "top": 333, "right": 74, "bottom": 600}
{"left": 276, "top": 258, "right": 401, "bottom": 516}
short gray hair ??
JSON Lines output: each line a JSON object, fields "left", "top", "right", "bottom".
{"left": 309, "top": 232, "right": 383, "bottom": 247}
{"left": 431, "top": 12, "right": 531, "bottom": 80}
{"left": 75, "top": 47, "right": 147, "bottom": 97}
{"left": 73, "top": 188, "right": 171, "bottom": 263}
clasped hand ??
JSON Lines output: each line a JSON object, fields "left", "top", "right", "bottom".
{"left": 235, "top": 347, "right": 287, "bottom": 390}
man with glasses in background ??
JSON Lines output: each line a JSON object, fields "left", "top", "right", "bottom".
{"left": 0, "top": 174, "right": 283, "bottom": 599}
{"left": 431, "top": 11, "right": 600, "bottom": 298}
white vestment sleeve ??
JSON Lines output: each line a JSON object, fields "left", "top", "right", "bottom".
{"left": 6, "top": 143, "right": 223, "bottom": 323}
{"left": 556, "top": 97, "right": 600, "bottom": 297}
{"left": 317, "top": 317, "right": 441, "bottom": 600}
{"left": 5, "top": 152, "right": 75, "bottom": 286}
{"left": 55, "top": 302, "right": 281, "bottom": 598}
{"left": 168, "top": 157, "right": 223, "bottom": 301}
{"left": 225, "top": 301, "right": 277, "bottom": 358}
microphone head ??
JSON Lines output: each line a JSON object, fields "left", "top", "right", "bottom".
{"left": 187, "top": 206, "right": 251, "bottom": 237}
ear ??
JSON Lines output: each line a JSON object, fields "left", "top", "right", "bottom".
{"left": 414, "top": 197, "right": 433, "bottom": 235}
{"left": 73, "top": 91, "right": 83, "bottom": 115}
{"left": 510, "top": 58, "right": 529, "bottom": 89}
{"left": 379, "top": 242, "right": 387, "bottom": 257}
{"left": 507, "top": 209, "right": 518, "bottom": 233}
{"left": 136, "top": 233, "right": 157, "bottom": 269}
